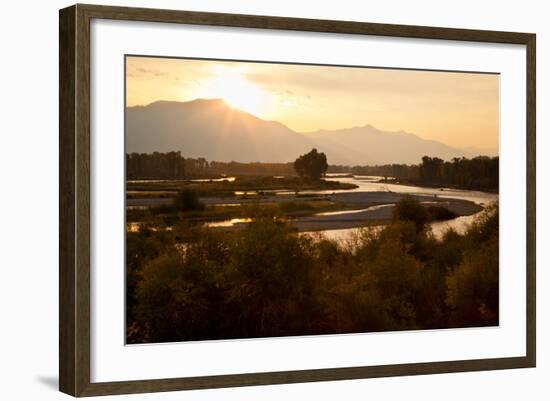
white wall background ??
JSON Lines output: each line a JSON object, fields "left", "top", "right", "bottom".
{"left": 0, "top": 0, "right": 546, "bottom": 399}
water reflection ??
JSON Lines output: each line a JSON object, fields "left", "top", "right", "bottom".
{"left": 324, "top": 174, "right": 498, "bottom": 205}
{"left": 128, "top": 174, "right": 497, "bottom": 244}
{"left": 205, "top": 218, "right": 253, "bottom": 228}
{"left": 315, "top": 204, "right": 393, "bottom": 217}
{"left": 310, "top": 174, "right": 497, "bottom": 242}
{"left": 127, "top": 222, "right": 174, "bottom": 233}
{"left": 303, "top": 212, "right": 481, "bottom": 244}
{"left": 127, "top": 176, "right": 236, "bottom": 184}
{"left": 190, "top": 177, "right": 236, "bottom": 183}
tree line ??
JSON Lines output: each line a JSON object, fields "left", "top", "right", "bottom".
{"left": 127, "top": 149, "right": 329, "bottom": 181}
{"left": 126, "top": 152, "right": 209, "bottom": 179}
{"left": 126, "top": 152, "right": 296, "bottom": 179}
{"left": 330, "top": 155, "right": 498, "bottom": 191}
{"left": 127, "top": 151, "right": 498, "bottom": 191}
{"left": 419, "top": 156, "right": 498, "bottom": 190}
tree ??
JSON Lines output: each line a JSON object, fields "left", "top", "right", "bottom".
{"left": 419, "top": 156, "right": 444, "bottom": 183}
{"left": 293, "top": 148, "right": 328, "bottom": 181}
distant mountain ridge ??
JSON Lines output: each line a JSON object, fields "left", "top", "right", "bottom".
{"left": 126, "top": 99, "right": 474, "bottom": 165}
{"left": 301, "top": 125, "right": 473, "bottom": 165}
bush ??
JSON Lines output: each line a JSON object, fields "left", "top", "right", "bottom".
{"left": 227, "top": 219, "right": 319, "bottom": 337}
{"left": 445, "top": 205, "right": 499, "bottom": 327}
{"left": 133, "top": 227, "right": 231, "bottom": 343}
{"left": 393, "top": 196, "right": 429, "bottom": 230}
{"left": 172, "top": 188, "right": 205, "bottom": 212}
{"left": 393, "top": 198, "right": 458, "bottom": 227}
{"left": 446, "top": 234, "right": 498, "bottom": 326}
{"left": 427, "top": 205, "right": 458, "bottom": 221}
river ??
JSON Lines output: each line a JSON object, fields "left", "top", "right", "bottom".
{"left": 130, "top": 174, "right": 498, "bottom": 241}
{"left": 306, "top": 174, "right": 498, "bottom": 242}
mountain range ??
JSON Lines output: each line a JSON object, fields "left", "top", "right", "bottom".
{"left": 126, "top": 99, "right": 477, "bottom": 165}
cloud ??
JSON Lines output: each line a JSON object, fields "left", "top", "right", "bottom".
{"left": 135, "top": 67, "right": 167, "bottom": 77}
{"left": 246, "top": 64, "right": 497, "bottom": 101}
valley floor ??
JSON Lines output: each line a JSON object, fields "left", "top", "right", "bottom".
{"left": 128, "top": 190, "right": 482, "bottom": 233}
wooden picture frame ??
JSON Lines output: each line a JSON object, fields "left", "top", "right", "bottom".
{"left": 59, "top": 3, "right": 536, "bottom": 397}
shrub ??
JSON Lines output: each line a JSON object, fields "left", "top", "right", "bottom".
{"left": 446, "top": 234, "right": 498, "bottom": 327}
{"left": 133, "top": 227, "right": 231, "bottom": 342}
{"left": 445, "top": 204, "right": 499, "bottom": 327}
{"left": 173, "top": 188, "right": 205, "bottom": 212}
{"left": 427, "top": 205, "right": 458, "bottom": 221}
{"left": 392, "top": 196, "right": 429, "bottom": 230}
{"left": 227, "top": 219, "right": 319, "bottom": 337}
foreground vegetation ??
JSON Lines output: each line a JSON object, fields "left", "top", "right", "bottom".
{"left": 126, "top": 198, "right": 498, "bottom": 343}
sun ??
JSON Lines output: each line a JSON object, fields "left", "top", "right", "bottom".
{"left": 217, "top": 78, "right": 265, "bottom": 115}
{"left": 200, "top": 69, "right": 268, "bottom": 115}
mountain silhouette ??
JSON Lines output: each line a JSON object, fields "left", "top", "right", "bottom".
{"left": 126, "top": 99, "right": 473, "bottom": 164}
{"left": 302, "top": 125, "right": 473, "bottom": 165}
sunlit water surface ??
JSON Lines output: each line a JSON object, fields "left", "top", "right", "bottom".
{"left": 129, "top": 174, "right": 497, "bottom": 243}
{"left": 204, "top": 175, "right": 498, "bottom": 242}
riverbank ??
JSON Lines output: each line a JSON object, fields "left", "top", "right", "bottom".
{"left": 375, "top": 177, "right": 499, "bottom": 194}
{"left": 128, "top": 190, "right": 482, "bottom": 234}
{"left": 291, "top": 195, "right": 481, "bottom": 231}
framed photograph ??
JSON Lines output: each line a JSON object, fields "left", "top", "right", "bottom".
{"left": 59, "top": 4, "right": 536, "bottom": 397}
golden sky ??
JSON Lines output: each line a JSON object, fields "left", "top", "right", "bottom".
{"left": 126, "top": 56, "right": 499, "bottom": 153}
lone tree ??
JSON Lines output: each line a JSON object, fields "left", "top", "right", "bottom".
{"left": 294, "top": 148, "right": 328, "bottom": 181}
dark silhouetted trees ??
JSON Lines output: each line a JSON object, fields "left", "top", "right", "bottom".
{"left": 329, "top": 155, "right": 499, "bottom": 191}
{"left": 294, "top": 148, "right": 328, "bottom": 181}
{"left": 126, "top": 152, "right": 186, "bottom": 179}
{"left": 420, "top": 156, "right": 498, "bottom": 190}
{"left": 126, "top": 152, "right": 498, "bottom": 191}
{"left": 126, "top": 153, "right": 215, "bottom": 179}
{"left": 419, "top": 156, "right": 445, "bottom": 182}
{"left": 127, "top": 153, "right": 299, "bottom": 178}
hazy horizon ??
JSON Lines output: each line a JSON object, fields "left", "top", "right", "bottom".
{"left": 126, "top": 56, "right": 499, "bottom": 155}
